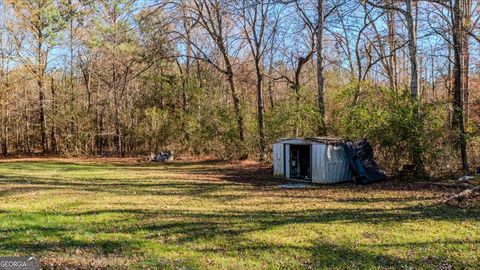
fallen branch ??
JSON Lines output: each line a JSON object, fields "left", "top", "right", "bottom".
{"left": 442, "top": 185, "right": 480, "bottom": 206}
{"left": 416, "top": 181, "right": 475, "bottom": 189}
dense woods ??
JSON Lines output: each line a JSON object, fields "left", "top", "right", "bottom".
{"left": 0, "top": 0, "right": 479, "bottom": 175}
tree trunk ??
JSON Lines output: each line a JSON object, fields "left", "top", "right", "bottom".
{"left": 50, "top": 77, "right": 57, "bottom": 154}
{"left": 452, "top": 0, "right": 468, "bottom": 171}
{"left": 386, "top": 6, "right": 398, "bottom": 91}
{"left": 114, "top": 101, "right": 123, "bottom": 156}
{"left": 23, "top": 82, "right": 31, "bottom": 154}
{"left": 266, "top": 51, "right": 275, "bottom": 110}
{"left": 183, "top": 30, "right": 191, "bottom": 113}
{"left": 38, "top": 78, "right": 47, "bottom": 154}
{"left": 431, "top": 53, "right": 436, "bottom": 99}
{"left": 226, "top": 68, "right": 245, "bottom": 144}
{"left": 2, "top": 104, "right": 8, "bottom": 157}
{"left": 462, "top": 0, "right": 471, "bottom": 124}
{"left": 447, "top": 44, "right": 453, "bottom": 127}
{"left": 37, "top": 25, "right": 47, "bottom": 154}
{"left": 255, "top": 60, "right": 266, "bottom": 160}
{"left": 181, "top": 30, "right": 192, "bottom": 144}
{"left": 405, "top": 0, "right": 425, "bottom": 175}
{"left": 294, "top": 83, "right": 301, "bottom": 137}
{"left": 405, "top": 0, "right": 419, "bottom": 99}
{"left": 268, "top": 78, "right": 275, "bottom": 110}
{"left": 316, "top": 0, "right": 327, "bottom": 136}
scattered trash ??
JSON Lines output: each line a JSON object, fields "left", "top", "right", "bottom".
{"left": 149, "top": 151, "right": 174, "bottom": 162}
{"left": 279, "top": 183, "right": 309, "bottom": 189}
{"left": 458, "top": 175, "right": 475, "bottom": 181}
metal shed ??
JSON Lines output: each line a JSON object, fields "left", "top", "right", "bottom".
{"left": 273, "top": 137, "right": 353, "bottom": 184}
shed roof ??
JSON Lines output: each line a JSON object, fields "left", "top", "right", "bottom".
{"left": 275, "top": 137, "right": 345, "bottom": 145}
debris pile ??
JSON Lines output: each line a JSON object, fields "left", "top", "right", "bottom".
{"left": 279, "top": 183, "right": 310, "bottom": 189}
{"left": 149, "top": 151, "right": 174, "bottom": 162}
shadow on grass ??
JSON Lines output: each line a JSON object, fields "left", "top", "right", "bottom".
{"left": 0, "top": 175, "right": 445, "bottom": 208}
{"left": 0, "top": 234, "right": 141, "bottom": 255}
{"left": 1, "top": 204, "right": 478, "bottom": 243}
{"left": 0, "top": 160, "right": 478, "bottom": 268}
{"left": 0, "top": 203, "right": 478, "bottom": 268}
{"left": 199, "top": 240, "right": 454, "bottom": 268}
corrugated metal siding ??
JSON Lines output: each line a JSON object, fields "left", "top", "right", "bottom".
{"left": 312, "top": 143, "right": 352, "bottom": 184}
{"left": 273, "top": 139, "right": 352, "bottom": 184}
{"left": 311, "top": 144, "right": 326, "bottom": 183}
{"left": 284, "top": 144, "right": 290, "bottom": 178}
{"left": 273, "top": 143, "right": 284, "bottom": 177}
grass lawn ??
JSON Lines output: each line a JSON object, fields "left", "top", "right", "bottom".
{"left": 0, "top": 158, "right": 478, "bottom": 269}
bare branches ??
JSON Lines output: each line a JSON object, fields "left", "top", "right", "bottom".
{"left": 364, "top": 0, "right": 406, "bottom": 15}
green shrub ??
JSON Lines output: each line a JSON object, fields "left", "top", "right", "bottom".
{"left": 332, "top": 82, "right": 446, "bottom": 173}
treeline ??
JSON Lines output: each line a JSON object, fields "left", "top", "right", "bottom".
{"left": 0, "top": 0, "right": 479, "bottom": 175}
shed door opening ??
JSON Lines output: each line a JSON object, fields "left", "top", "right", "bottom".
{"left": 289, "top": 145, "right": 311, "bottom": 181}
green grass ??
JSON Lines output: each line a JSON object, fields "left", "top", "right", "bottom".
{"left": 0, "top": 159, "right": 478, "bottom": 269}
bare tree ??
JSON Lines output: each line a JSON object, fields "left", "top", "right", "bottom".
{"left": 366, "top": 0, "right": 425, "bottom": 174}
{"left": 239, "top": 0, "right": 280, "bottom": 160}
{"left": 427, "top": 0, "right": 469, "bottom": 171}
{"left": 316, "top": 0, "right": 327, "bottom": 135}
{"left": 189, "top": 0, "right": 246, "bottom": 151}
{"left": 450, "top": 0, "right": 469, "bottom": 171}
{"left": 6, "top": 0, "right": 68, "bottom": 153}
{"left": 462, "top": 0, "right": 471, "bottom": 122}
{"left": 366, "top": 1, "right": 419, "bottom": 98}
{"left": 0, "top": 1, "right": 15, "bottom": 156}
{"left": 276, "top": 1, "right": 317, "bottom": 136}
{"left": 277, "top": 0, "right": 344, "bottom": 136}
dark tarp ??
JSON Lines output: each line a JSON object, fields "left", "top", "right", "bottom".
{"left": 343, "top": 139, "right": 387, "bottom": 184}
{"left": 150, "top": 151, "right": 174, "bottom": 162}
